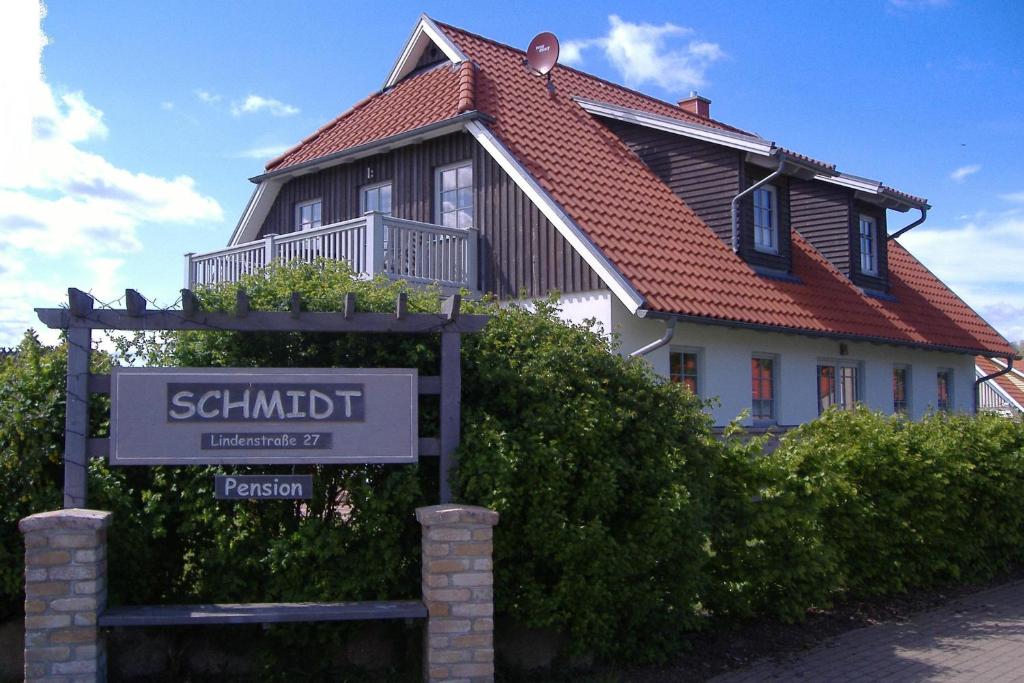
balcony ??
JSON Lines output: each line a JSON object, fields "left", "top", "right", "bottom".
{"left": 185, "top": 213, "right": 478, "bottom": 291}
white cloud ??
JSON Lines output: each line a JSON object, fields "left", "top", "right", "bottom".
{"left": 999, "top": 191, "right": 1024, "bottom": 203}
{"left": 949, "top": 164, "right": 981, "bottom": 183}
{"left": 900, "top": 212, "right": 1024, "bottom": 342}
{"left": 0, "top": 0, "right": 222, "bottom": 345}
{"left": 234, "top": 144, "right": 290, "bottom": 160}
{"left": 231, "top": 94, "right": 299, "bottom": 118}
{"left": 561, "top": 15, "right": 724, "bottom": 92}
{"left": 195, "top": 89, "right": 221, "bottom": 104}
{"left": 160, "top": 101, "right": 174, "bottom": 111}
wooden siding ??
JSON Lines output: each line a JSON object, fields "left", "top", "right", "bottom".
{"left": 790, "top": 177, "right": 853, "bottom": 274}
{"left": 850, "top": 201, "right": 889, "bottom": 292}
{"left": 257, "top": 132, "right": 602, "bottom": 299}
{"left": 738, "top": 164, "right": 792, "bottom": 273}
{"left": 604, "top": 120, "right": 740, "bottom": 243}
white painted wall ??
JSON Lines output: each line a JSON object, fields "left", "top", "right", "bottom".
{"left": 551, "top": 289, "right": 978, "bottom": 427}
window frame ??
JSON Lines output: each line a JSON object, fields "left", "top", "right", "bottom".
{"left": 859, "top": 214, "right": 878, "bottom": 276}
{"left": 360, "top": 180, "right": 393, "bottom": 216}
{"left": 817, "top": 359, "right": 862, "bottom": 414}
{"left": 294, "top": 198, "right": 322, "bottom": 232}
{"left": 751, "top": 353, "right": 778, "bottom": 425}
{"left": 752, "top": 184, "right": 779, "bottom": 254}
{"left": 937, "top": 368, "right": 954, "bottom": 412}
{"left": 669, "top": 346, "right": 703, "bottom": 397}
{"left": 434, "top": 160, "right": 474, "bottom": 230}
{"left": 892, "top": 364, "right": 911, "bottom": 415}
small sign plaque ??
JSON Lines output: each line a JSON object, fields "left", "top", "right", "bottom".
{"left": 111, "top": 367, "right": 417, "bottom": 465}
{"left": 214, "top": 475, "right": 313, "bottom": 500}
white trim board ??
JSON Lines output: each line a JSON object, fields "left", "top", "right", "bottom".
{"left": 384, "top": 15, "right": 468, "bottom": 89}
{"left": 465, "top": 120, "right": 646, "bottom": 314}
{"left": 229, "top": 180, "right": 282, "bottom": 246}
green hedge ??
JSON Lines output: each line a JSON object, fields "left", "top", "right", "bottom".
{"left": 3, "top": 261, "right": 1024, "bottom": 668}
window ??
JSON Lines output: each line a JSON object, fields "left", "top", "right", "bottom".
{"left": 436, "top": 161, "right": 473, "bottom": 229}
{"left": 817, "top": 362, "right": 860, "bottom": 413}
{"left": 937, "top": 369, "right": 953, "bottom": 412}
{"left": 295, "top": 199, "right": 322, "bottom": 231}
{"left": 859, "top": 215, "right": 878, "bottom": 276}
{"left": 361, "top": 182, "right": 392, "bottom": 216}
{"left": 893, "top": 365, "right": 909, "bottom": 414}
{"left": 751, "top": 355, "right": 775, "bottom": 422}
{"left": 753, "top": 185, "right": 778, "bottom": 253}
{"left": 669, "top": 349, "right": 700, "bottom": 395}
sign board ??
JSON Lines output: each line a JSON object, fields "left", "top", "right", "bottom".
{"left": 214, "top": 475, "right": 313, "bottom": 500}
{"left": 111, "top": 367, "right": 417, "bottom": 465}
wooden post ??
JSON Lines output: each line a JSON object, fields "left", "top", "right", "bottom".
{"left": 439, "top": 331, "right": 461, "bottom": 504}
{"left": 264, "top": 233, "right": 277, "bottom": 266}
{"left": 365, "top": 212, "right": 385, "bottom": 276}
{"left": 64, "top": 324, "right": 91, "bottom": 508}
{"left": 183, "top": 252, "right": 195, "bottom": 290}
{"left": 465, "top": 228, "right": 479, "bottom": 291}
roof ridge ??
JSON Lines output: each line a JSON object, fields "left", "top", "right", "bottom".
{"left": 456, "top": 60, "right": 476, "bottom": 113}
{"left": 432, "top": 19, "right": 747, "bottom": 134}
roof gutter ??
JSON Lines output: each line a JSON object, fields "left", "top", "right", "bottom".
{"left": 629, "top": 318, "right": 676, "bottom": 358}
{"left": 975, "top": 356, "right": 1016, "bottom": 414}
{"left": 887, "top": 206, "right": 928, "bottom": 241}
{"left": 730, "top": 155, "right": 789, "bottom": 253}
{"left": 249, "top": 111, "right": 489, "bottom": 184}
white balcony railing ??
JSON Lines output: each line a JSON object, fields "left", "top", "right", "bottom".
{"left": 185, "top": 213, "right": 478, "bottom": 291}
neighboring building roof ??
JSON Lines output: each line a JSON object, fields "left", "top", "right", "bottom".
{"left": 251, "top": 17, "right": 1014, "bottom": 358}
{"left": 977, "top": 356, "right": 1024, "bottom": 412}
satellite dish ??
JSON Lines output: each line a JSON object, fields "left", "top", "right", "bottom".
{"left": 526, "top": 32, "right": 560, "bottom": 76}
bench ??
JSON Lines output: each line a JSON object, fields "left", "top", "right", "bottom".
{"left": 98, "top": 600, "right": 427, "bottom": 627}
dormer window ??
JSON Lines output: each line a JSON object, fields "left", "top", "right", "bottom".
{"left": 295, "top": 199, "right": 322, "bottom": 231}
{"left": 859, "top": 214, "right": 878, "bottom": 275}
{"left": 753, "top": 185, "right": 778, "bottom": 253}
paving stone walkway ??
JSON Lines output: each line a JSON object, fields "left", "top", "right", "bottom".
{"left": 712, "top": 580, "right": 1024, "bottom": 682}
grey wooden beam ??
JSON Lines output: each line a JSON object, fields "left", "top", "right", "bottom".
{"left": 180, "top": 289, "right": 199, "bottom": 317}
{"left": 290, "top": 292, "right": 302, "bottom": 319}
{"left": 87, "top": 374, "right": 111, "bottom": 395}
{"left": 87, "top": 438, "right": 109, "bottom": 459}
{"left": 125, "top": 289, "right": 147, "bottom": 317}
{"left": 418, "top": 438, "right": 440, "bottom": 457}
{"left": 395, "top": 291, "right": 407, "bottom": 320}
{"left": 34, "top": 308, "right": 490, "bottom": 334}
{"left": 441, "top": 294, "right": 461, "bottom": 322}
{"left": 68, "top": 288, "right": 94, "bottom": 317}
{"left": 64, "top": 325, "right": 91, "bottom": 507}
{"left": 343, "top": 292, "right": 356, "bottom": 320}
{"left": 98, "top": 600, "right": 427, "bottom": 627}
{"left": 439, "top": 331, "right": 461, "bottom": 503}
{"left": 418, "top": 375, "right": 441, "bottom": 395}
{"left": 235, "top": 290, "right": 250, "bottom": 317}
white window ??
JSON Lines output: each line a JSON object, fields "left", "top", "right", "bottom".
{"left": 817, "top": 361, "right": 861, "bottom": 414}
{"left": 751, "top": 354, "right": 776, "bottom": 423}
{"left": 753, "top": 185, "right": 778, "bottom": 253}
{"left": 295, "top": 199, "right": 322, "bottom": 231}
{"left": 859, "top": 215, "right": 878, "bottom": 276}
{"left": 361, "top": 181, "right": 392, "bottom": 216}
{"left": 669, "top": 347, "right": 702, "bottom": 396}
{"left": 937, "top": 368, "right": 953, "bottom": 412}
{"left": 436, "top": 161, "right": 473, "bottom": 229}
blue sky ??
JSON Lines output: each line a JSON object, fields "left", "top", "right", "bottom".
{"left": 1, "top": 0, "right": 1021, "bottom": 346}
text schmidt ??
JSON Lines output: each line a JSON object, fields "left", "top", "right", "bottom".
{"left": 166, "top": 382, "right": 365, "bottom": 422}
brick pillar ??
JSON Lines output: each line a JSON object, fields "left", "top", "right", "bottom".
{"left": 416, "top": 504, "right": 499, "bottom": 683}
{"left": 19, "top": 509, "right": 111, "bottom": 682}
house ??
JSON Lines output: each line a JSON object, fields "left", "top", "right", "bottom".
{"left": 188, "top": 15, "right": 1017, "bottom": 427}
{"left": 976, "top": 356, "right": 1024, "bottom": 417}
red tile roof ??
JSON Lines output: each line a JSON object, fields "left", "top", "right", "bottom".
{"left": 435, "top": 21, "right": 1012, "bottom": 356}
{"left": 977, "top": 357, "right": 1024, "bottom": 409}
{"left": 260, "top": 18, "right": 1014, "bottom": 358}
{"left": 266, "top": 62, "right": 469, "bottom": 172}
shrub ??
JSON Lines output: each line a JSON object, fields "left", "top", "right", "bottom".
{"left": 456, "top": 300, "right": 718, "bottom": 661}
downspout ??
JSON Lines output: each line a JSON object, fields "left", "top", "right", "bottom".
{"left": 975, "top": 356, "right": 1015, "bottom": 414}
{"left": 730, "top": 155, "right": 789, "bottom": 253}
{"left": 887, "top": 207, "right": 928, "bottom": 241}
{"left": 629, "top": 318, "right": 676, "bottom": 358}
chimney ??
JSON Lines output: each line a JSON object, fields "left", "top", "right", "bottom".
{"left": 679, "top": 91, "right": 711, "bottom": 118}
